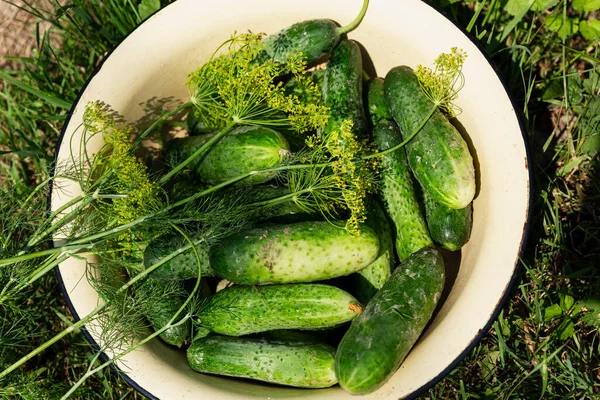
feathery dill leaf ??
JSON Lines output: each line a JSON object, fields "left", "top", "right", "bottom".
{"left": 415, "top": 47, "right": 467, "bottom": 117}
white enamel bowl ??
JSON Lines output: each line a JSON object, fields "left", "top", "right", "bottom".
{"left": 51, "top": 0, "right": 531, "bottom": 398}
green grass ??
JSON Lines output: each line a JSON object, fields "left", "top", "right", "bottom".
{"left": 1, "top": 0, "right": 599, "bottom": 398}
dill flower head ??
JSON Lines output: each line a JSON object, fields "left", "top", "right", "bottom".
{"left": 415, "top": 47, "right": 467, "bottom": 117}
{"left": 186, "top": 32, "right": 329, "bottom": 133}
{"left": 326, "top": 119, "right": 378, "bottom": 234}
{"left": 83, "top": 102, "right": 164, "bottom": 249}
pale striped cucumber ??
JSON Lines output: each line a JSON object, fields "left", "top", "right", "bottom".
{"left": 166, "top": 125, "right": 290, "bottom": 186}
{"left": 195, "top": 284, "right": 362, "bottom": 336}
{"left": 384, "top": 66, "right": 475, "bottom": 209}
{"left": 210, "top": 220, "right": 379, "bottom": 284}
{"left": 187, "top": 336, "right": 337, "bottom": 388}
{"left": 349, "top": 197, "right": 395, "bottom": 303}
{"left": 374, "top": 120, "right": 433, "bottom": 261}
{"left": 335, "top": 248, "right": 445, "bottom": 394}
{"left": 143, "top": 235, "right": 213, "bottom": 280}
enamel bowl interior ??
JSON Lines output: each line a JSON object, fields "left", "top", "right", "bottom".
{"left": 52, "top": 0, "right": 530, "bottom": 398}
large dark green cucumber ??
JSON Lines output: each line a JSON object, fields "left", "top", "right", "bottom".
{"left": 374, "top": 120, "right": 433, "bottom": 261}
{"left": 384, "top": 66, "right": 475, "bottom": 209}
{"left": 322, "top": 40, "right": 368, "bottom": 139}
{"left": 259, "top": 0, "right": 368, "bottom": 66}
{"left": 210, "top": 220, "right": 379, "bottom": 285}
{"left": 366, "top": 77, "right": 392, "bottom": 126}
{"left": 335, "top": 247, "right": 445, "bottom": 394}
{"left": 260, "top": 19, "right": 341, "bottom": 65}
{"left": 187, "top": 336, "right": 337, "bottom": 388}
{"left": 136, "top": 280, "right": 190, "bottom": 347}
{"left": 349, "top": 197, "right": 394, "bottom": 303}
{"left": 424, "top": 192, "right": 473, "bottom": 251}
{"left": 166, "top": 126, "right": 290, "bottom": 186}
{"left": 143, "top": 235, "right": 213, "bottom": 280}
{"left": 195, "top": 284, "right": 362, "bottom": 336}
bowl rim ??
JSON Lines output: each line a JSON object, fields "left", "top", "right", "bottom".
{"left": 49, "top": 1, "right": 533, "bottom": 399}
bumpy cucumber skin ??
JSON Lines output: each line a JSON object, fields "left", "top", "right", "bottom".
{"left": 187, "top": 336, "right": 337, "bottom": 388}
{"left": 144, "top": 235, "right": 213, "bottom": 280}
{"left": 335, "top": 247, "right": 445, "bottom": 394}
{"left": 424, "top": 192, "right": 473, "bottom": 251}
{"left": 197, "top": 284, "right": 362, "bottom": 336}
{"left": 198, "top": 126, "right": 289, "bottom": 185}
{"left": 374, "top": 120, "right": 433, "bottom": 261}
{"left": 137, "top": 280, "right": 190, "bottom": 347}
{"left": 384, "top": 66, "right": 476, "bottom": 209}
{"left": 166, "top": 126, "right": 290, "bottom": 186}
{"left": 366, "top": 77, "right": 392, "bottom": 126}
{"left": 350, "top": 198, "right": 394, "bottom": 303}
{"left": 322, "top": 40, "right": 368, "bottom": 139}
{"left": 262, "top": 19, "right": 340, "bottom": 65}
{"left": 210, "top": 221, "right": 379, "bottom": 284}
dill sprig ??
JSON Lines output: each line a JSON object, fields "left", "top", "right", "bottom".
{"left": 187, "top": 32, "right": 329, "bottom": 132}
{"left": 325, "top": 120, "right": 379, "bottom": 233}
{"left": 415, "top": 47, "right": 467, "bottom": 117}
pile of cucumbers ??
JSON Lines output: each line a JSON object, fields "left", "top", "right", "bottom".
{"left": 142, "top": 2, "right": 476, "bottom": 395}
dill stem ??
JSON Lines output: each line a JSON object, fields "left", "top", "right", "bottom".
{"left": 246, "top": 186, "right": 314, "bottom": 209}
{"left": 362, "top": 105, "right": 436, "bottom": 160}
{"left": 127, "top": 101, "right": 192, "bottom": 155}
{"left": 26, "top": 194, "right": 90, "bottom": 248}
{"left": 337, "top": 0, "right": 370, "bottom": 35}
{"left": 24, "top": 253, "right": 69, "bottom": 287}
{"left": 158, "top": 120, "right": 237, "bottom": 185}
{"left": 0, "top": 245, "right": 84, "bottom": 267}
{"left": 0, "top": 240, "right": 201, "bottom": 379}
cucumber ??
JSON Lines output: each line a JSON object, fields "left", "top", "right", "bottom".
{"left": 374, "top": 120, "right": 433, "bottom": 261}
{"left": 144, "top": 235, "right": 213, "bottom": 280}
{"left": 260, "top": 19, "right": 341, "bottom": 65}
{"left": 195, "top": 284, "right": 362, "bottom": 336}
{"left": 335, "top": 247, "right": 445, "bottom": 394}
{"left": 136, "top": 280, "right": 190, "bottom": 347}
{"left": 349, "top": 197, "right": 394, "bottom": 303}
{"left": 187, "top": 336, "right": 337, "bottom": 388}
{"left": 322, "top": 40, "right": 368, "bottom": 139}
{"left": 210, "top": 220, "right": 379, "bottom": 284}
{"left": 166, "top": 125, "right": 290, "bottom": 186}
{"left": 424, "top": 192, "right": 473, "bottom": 251}
{"left": 366, "top": 77, "right": 392, "bottom": 126}
{"left": 384, "top": 66, "right": 476, "bottom": 209}
{"left": 258, "top": 0, "right": 368, "bottom": 66}
{"left": 253, "top": 329, "right": 321, "bottom": 343}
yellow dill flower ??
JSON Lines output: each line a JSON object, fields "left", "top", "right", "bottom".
{"left": 415, "top": 47, "right": 467, "bottom": 117}
{"left": 84, "top": 102, "right": 164, "bottom": 250}
{"left": 186, "top": 32, "right": 329, "bottom": 132}
{"left": 325, "top": 119, "right": 377, "bottom": 235}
